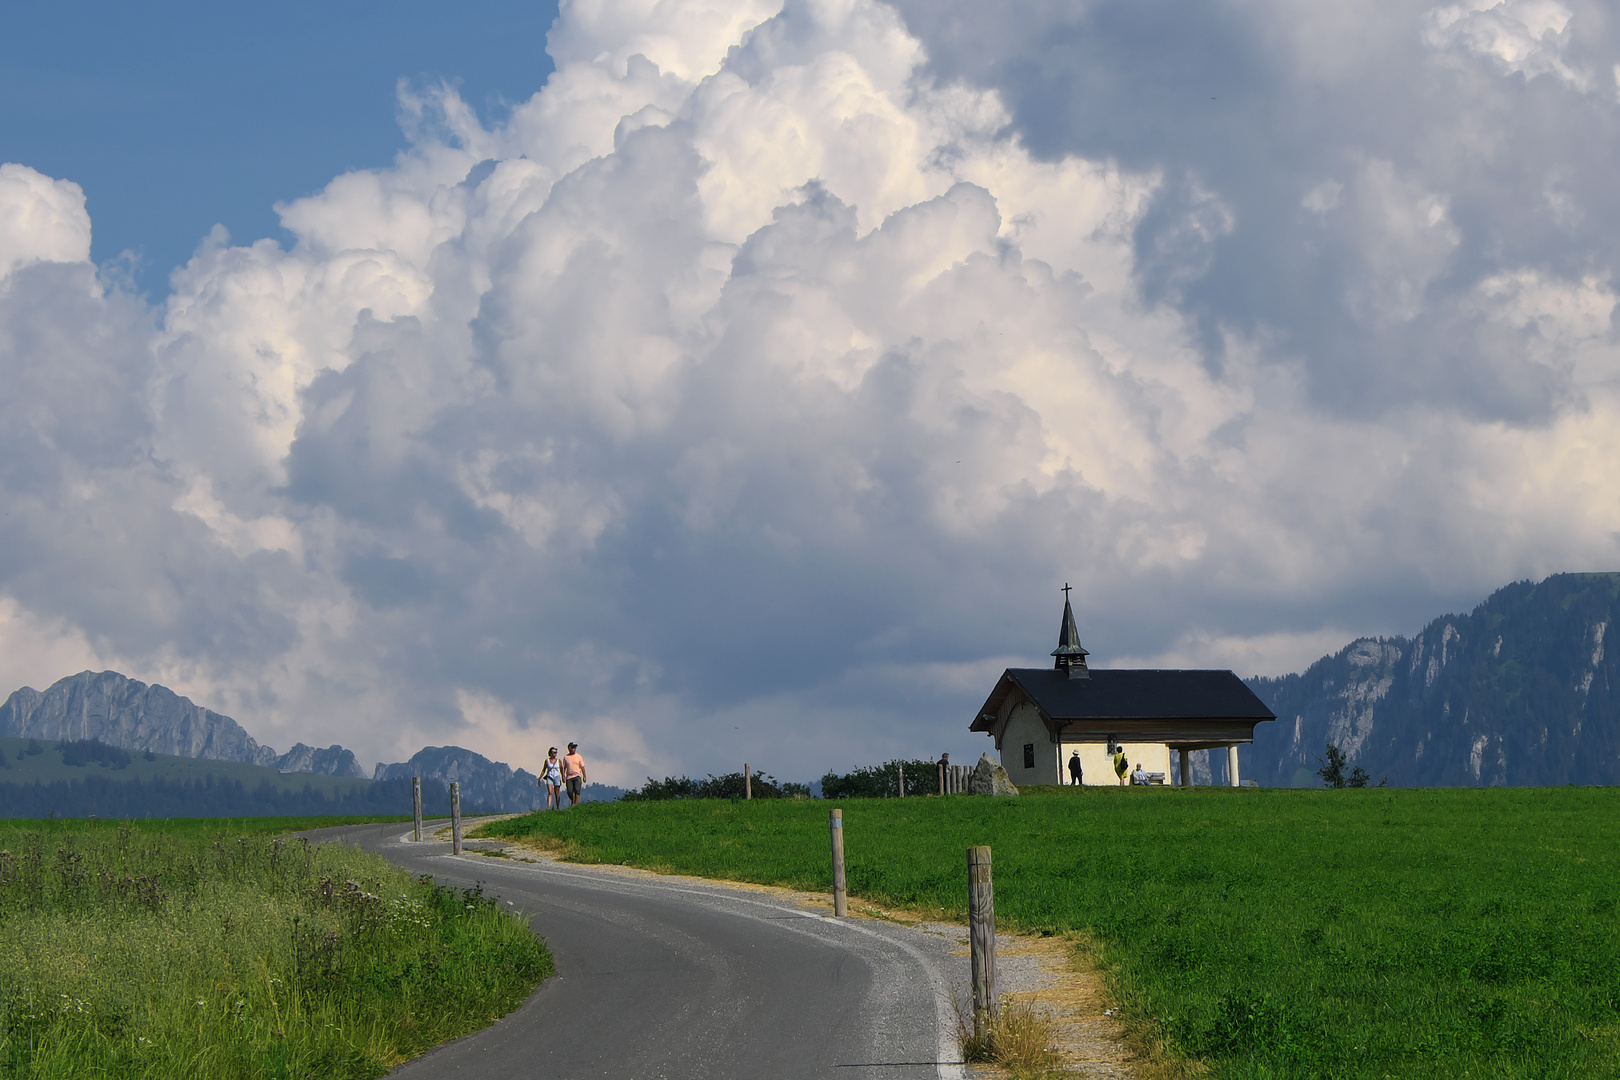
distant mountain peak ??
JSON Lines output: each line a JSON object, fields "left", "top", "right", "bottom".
{"left": 0, "top": 670, "right": 362, "bottom": 779}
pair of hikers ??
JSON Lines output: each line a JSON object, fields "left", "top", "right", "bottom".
{"left": 539, "top": 742, "right": 587, "bottom": 809}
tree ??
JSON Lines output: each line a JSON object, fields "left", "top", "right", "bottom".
{"left": 1316, "top": 744, "right": 1348, "bottom": 788}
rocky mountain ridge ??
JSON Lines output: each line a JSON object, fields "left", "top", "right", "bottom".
{"left": 0, "top": 671, "right": 365, "bottom": 778}
{"left": 0, "top": 670, "right": 613, "bottom": 805}
{"left": 1245, "top": 572, "right": 1620, "bottom": 787}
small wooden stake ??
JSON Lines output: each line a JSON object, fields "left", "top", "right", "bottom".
{"left": 968, "top": 845, "right": 997, "bottom": 1038}
{"left": 745, "top": 763, "right": 752, "bottom": 800}
{"left": 897, "top": 760, "right": 904, "bottom": 798}
{"left": 412, "top": 776, "right": 422, "bottom": 842}
{"left": 450, "top": 781, "right": 462, "bottom": 855}
{"left": 938, "top": 761, "right": 945, "bottom": 796}
{"left": 829, "top": 809, "right": 847, "bottom": 917}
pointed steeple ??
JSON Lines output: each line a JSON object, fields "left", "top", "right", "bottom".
{"left": 1051, "top": 584, "right": 1090, "bottom": 679}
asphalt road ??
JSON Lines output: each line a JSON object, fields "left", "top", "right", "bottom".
{"left": 315, "top": 821, "right": 968, "bottom": 1080}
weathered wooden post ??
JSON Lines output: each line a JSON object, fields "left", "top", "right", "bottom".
{"left": 897, "top": 761, "right": 905, "bottom": 798}
{"left": 412, "top": 776, "right": 422, "bottom": 842}
{"left": 968, "top": 845, "right": 997, "bottom": 1037}
{"left": 938, "top": 760, "right": 945, "bottom": 796}
{"left": 450, "top": 781, "right": 462, "bottom": 855}
{"left": 1227, "top": 744, "right": 1240, "bottom": 787}
{"left": 829, "top": 809, "right": 848, "bottom": 917}
{"left": 1178, "top": 748, "right": 1191, "bottom": 788}
{"left": 745, "top": 763, "right": 752, "bottom": 800}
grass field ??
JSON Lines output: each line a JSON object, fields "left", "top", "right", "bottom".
{"left": 478, "top": 787, "right": 1620, "bottom": 1079}
{"left": 0, "top": 816, "right": 551, "bottom": 1078}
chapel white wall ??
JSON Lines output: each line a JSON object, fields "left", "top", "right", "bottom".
{"left": 1000, "top": 702, "right": 1060, "bottom": 786}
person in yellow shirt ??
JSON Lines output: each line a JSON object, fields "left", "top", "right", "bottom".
{"left": 1113, "top": 747, "right": 1128, "bottom": 786}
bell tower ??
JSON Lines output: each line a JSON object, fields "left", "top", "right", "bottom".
{"left": 1051, "top": 583, "right": 1090, "bottom": 680}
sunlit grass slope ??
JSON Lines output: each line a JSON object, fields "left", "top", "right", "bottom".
{"left": 0, "top": 817, "right": 551, "bottom": 1078}
{"left": 479, "top": 787, "right": 1620, "bottom": 1079}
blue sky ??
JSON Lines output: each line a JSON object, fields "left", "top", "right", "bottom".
{"left": 1, "top": 0, "right": 558, "bottom": 294}
{"left": 2, "top": 0, "right": 1618, "bottom": 783}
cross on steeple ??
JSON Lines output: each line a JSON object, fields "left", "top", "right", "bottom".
{"left": 1062, "top": 582, "right": 1072, "bottom": 601}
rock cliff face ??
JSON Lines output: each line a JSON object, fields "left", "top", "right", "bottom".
{"left": 1246, "top": 573, "right": 1620, "bottom": 787}
{"left": 374, "top": 746, "right": 545, "bottom": 812}
{"left": 274, "top": 742, "right": 367, "bottom": 779}
{"left": 0, "top": 671, "right": 363, "bottom": 778}
{"left": 0, "top": 671, "right": 278, "bottom": 766}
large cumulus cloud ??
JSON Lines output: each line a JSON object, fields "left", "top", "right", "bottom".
{"left": 1, "top": 0, "right": 1618, "bottom": 782}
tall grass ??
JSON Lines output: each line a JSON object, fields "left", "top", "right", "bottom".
{"left": 0, "top": 817, "right": 550, "bottom": 1078}
{"left": 479, "top": 786, "right": 1620, "bottom": 1078}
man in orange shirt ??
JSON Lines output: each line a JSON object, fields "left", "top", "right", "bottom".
{"left": 563, "top": 742, "right": 588, "bottom": 807}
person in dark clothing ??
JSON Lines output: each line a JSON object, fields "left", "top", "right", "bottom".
{"left": 1067, "top": 751, "right": 1083, "bottom": 786}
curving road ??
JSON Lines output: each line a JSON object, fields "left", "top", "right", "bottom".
{"left": 314, "top": 821, "right": 969, "bottom": 1080}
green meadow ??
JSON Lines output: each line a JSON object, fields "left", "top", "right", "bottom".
{"left": 479, "top": 787, "right": 1620, "bottom": 1079}
{"left": 0, "top": 816, "right": 551, "bottom": 1079}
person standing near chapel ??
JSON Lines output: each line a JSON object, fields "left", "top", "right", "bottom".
{"left": 563, "top": 742, "right": 588, "bottom": 807}
{"left": 1113, "top": 746, "right": 1128, "bottom": 786}
{"left": 1068, "top": 750, "right": 1083, "bottom": 786}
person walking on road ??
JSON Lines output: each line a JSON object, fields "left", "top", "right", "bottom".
{"left": 563, "top": 742, "right": 588, "bottom": 807}
{"left": 540, "top": 747, "right": 564, "bottom": 810}
{"left": 1067, "top": 750, "right": 1083, "bottom": 786}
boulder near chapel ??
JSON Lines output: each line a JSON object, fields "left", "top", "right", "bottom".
{"left": 970, "top": 591, "right": 1277, "bottom": 786}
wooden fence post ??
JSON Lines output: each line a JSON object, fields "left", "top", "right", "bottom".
{"left": 450, "top": 781, "right": 462, "bottom": 856}
{"left": 412, "top": 776, "right": 422, "bottom": 842}
{"left": 897, "top": 761, "right": 904, "bottom": 798}
{"left": 968, "top": 845, "right": 997, "bottom": 1037}
{"left": 938, "top": 761, "right": 945, "bottom": 796}
{"left": 745, "top": 763, "right": 752, "bottom": 800}
{"left": 829, "top": 809, "right": 848, "bottom": 917}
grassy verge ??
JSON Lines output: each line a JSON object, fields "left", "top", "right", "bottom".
{"left": 477, "top": 787, "right": 1620, "bottom": 1079}
{"left": 0, "top": 816, "right": 551, "bottom": 1078}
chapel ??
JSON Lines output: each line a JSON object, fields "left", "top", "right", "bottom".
{"left": 970, "top": 591, "right": 1277, "bottom": 786}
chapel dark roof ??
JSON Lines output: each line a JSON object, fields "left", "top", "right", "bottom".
{"left": 970, "top": 667, "right": 1275, "bottom": 730}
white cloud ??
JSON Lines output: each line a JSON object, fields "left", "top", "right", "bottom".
{"left": 0, "top": 164, "right": 91, "bottom": 281}
{"left": 1425, "top": 0, "right": 1588, "bottom": 89}
{"left": 3, "top": 0, "right": 1620, "bottom": 780}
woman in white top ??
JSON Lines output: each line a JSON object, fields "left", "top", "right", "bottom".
{"left": 541, "top": 747, "right": 565, "bottom": 810}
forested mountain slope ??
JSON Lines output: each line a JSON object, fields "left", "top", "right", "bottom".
{"left": 1245, "top": 573, "right": 1619, "bottom": 787}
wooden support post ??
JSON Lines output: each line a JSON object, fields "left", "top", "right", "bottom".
{"left": 938, "top": 761, "right": 944, "bottom": 796}
{"left": 450, "top": 781, "right": 462, "bottom": 855}
{"left": 412, "top": 776, "right": 422, "bottom": 842}
{"left": 829, "top": 809, "right": 848, "bottom": 917}
{"left": 968, "top": 845, "right": 997, "bottom": 1037}
{"left": 745, "top": 763, "right": 752, "bottom": 800}
{"left": 1178, "top": 748, "right": 1191, "bottom": 788}
{"left": 1227, "top": 744, "right": 1240, "bottom": 787}
{"left": 897, "top": 761, "right": 904, "bottom": 798}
